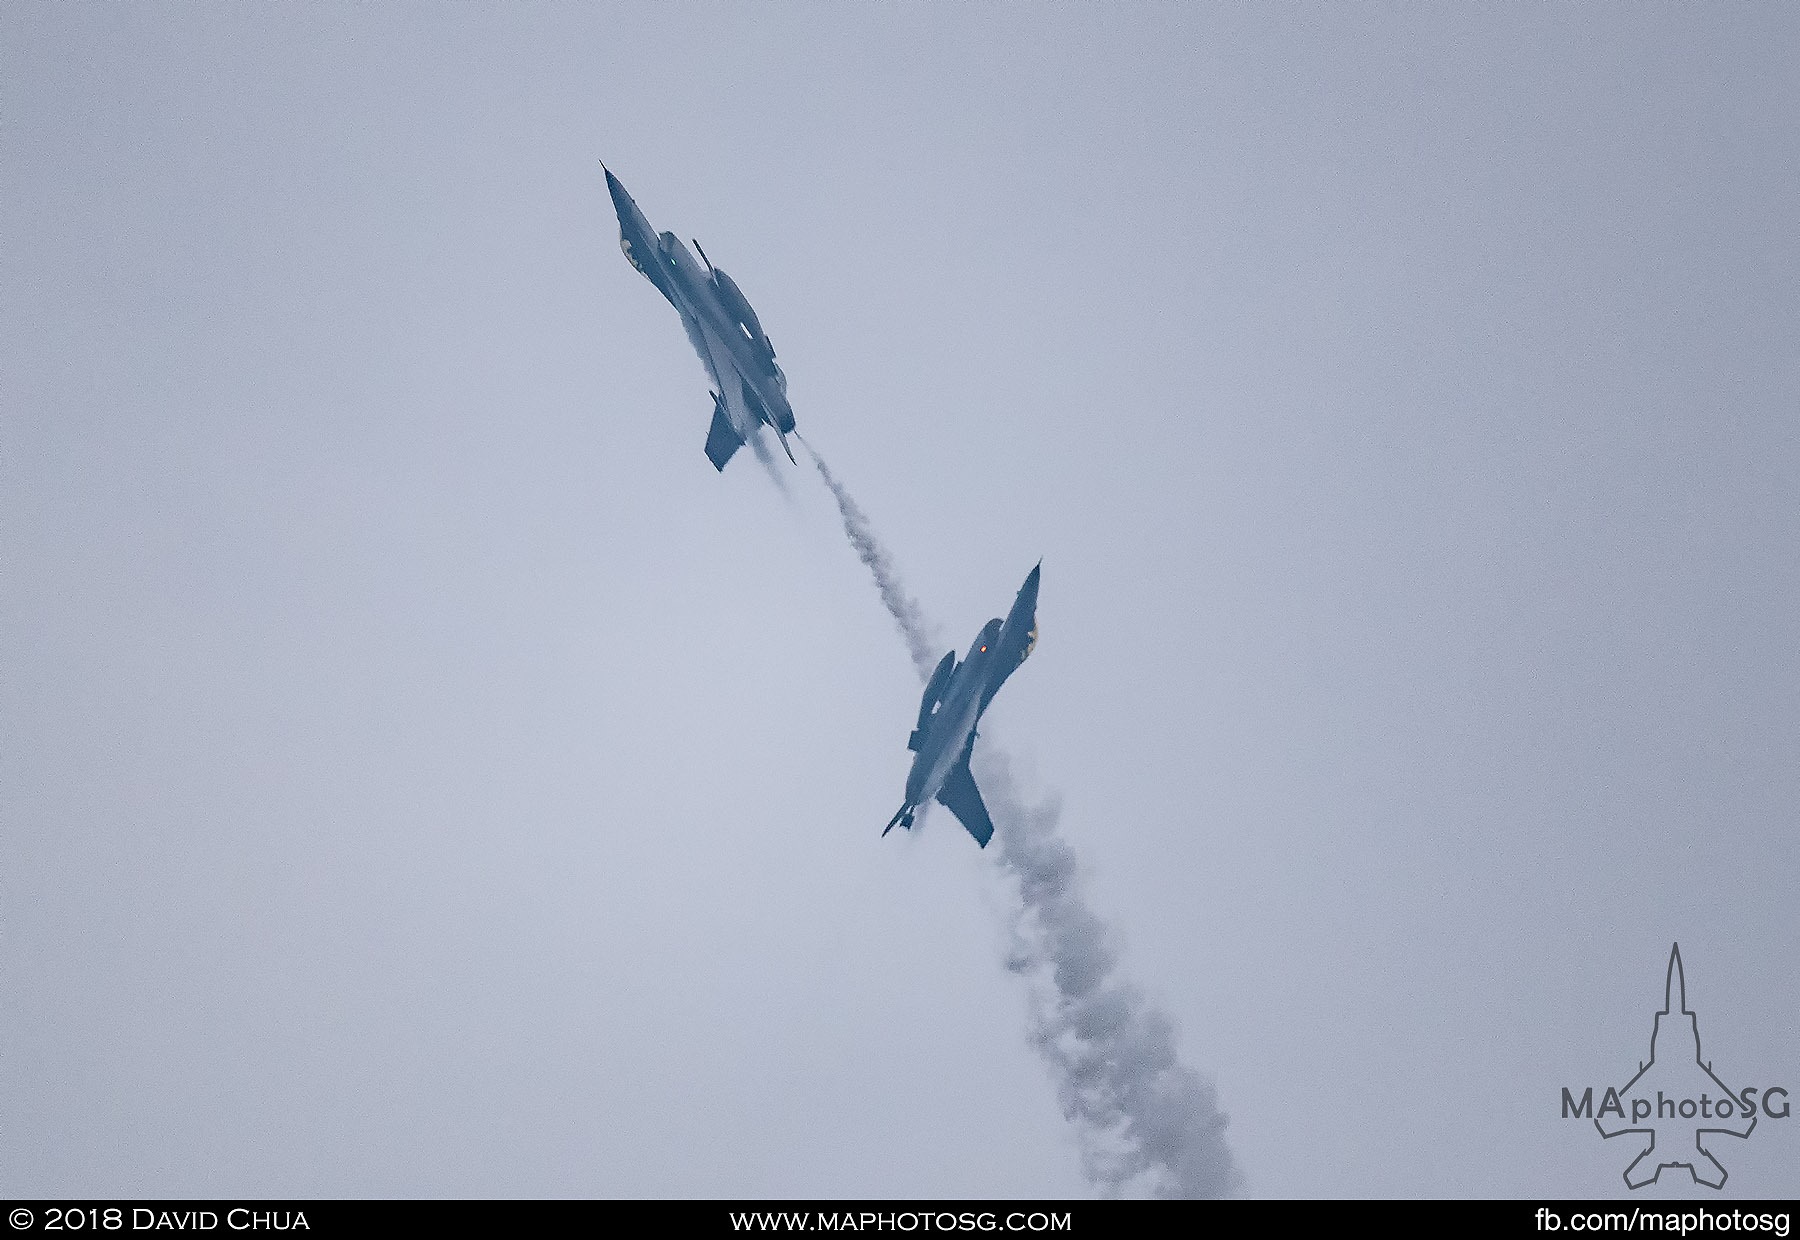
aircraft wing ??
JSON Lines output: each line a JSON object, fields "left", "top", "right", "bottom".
{"left": 674, "top": 304, "right": 723, "bottom": 385}
{"left": 935, "top": 754, "right": 994, "bottom": 848}
{"left": 676, "top": 302, "right": 758, "bottom": 470}
{"left": 909, "top": 651, "right": 957, "bottom": 749}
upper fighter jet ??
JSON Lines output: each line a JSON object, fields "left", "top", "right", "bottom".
{"left": 885, "top": 564, "right": 1040, "bottom": 848}
{"left": 604, "top": 165, "right": 797, "bottom": 470}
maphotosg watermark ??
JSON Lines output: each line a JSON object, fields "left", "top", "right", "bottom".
{"left": 1561, "top": 944, "right": 1789, "bottom": 1190}
{"left": 1534, "top": 1208, "right": 1790, "bottom": 1235}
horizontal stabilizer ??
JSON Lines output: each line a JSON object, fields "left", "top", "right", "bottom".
{"left": 704, "top": 399, "right": 743, "bottom": 471}
{"left": 935, "top": 757, "right": 994, "bottom": 848}
{"left": 906, "top": 728, "right": 924, "bottom": 752}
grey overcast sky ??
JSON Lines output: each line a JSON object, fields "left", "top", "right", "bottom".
{"left": 4, "top": 3, "right": 1796, "bottom": 1199}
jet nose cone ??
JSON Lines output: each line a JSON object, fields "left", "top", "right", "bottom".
{"left": 1004, "top": 563, "right": 1040, "bottom": 630}
{"left": 603, "top": 167, "right": 634, "bottom": 214}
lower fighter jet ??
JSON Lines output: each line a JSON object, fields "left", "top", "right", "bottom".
{"left": 885, "top": 564, "right": 1040, "bottom": 848}
{"left": 604, "top": 164, "right": 797, "bottom": 470}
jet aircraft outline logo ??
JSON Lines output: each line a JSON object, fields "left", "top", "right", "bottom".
{"left": 1566, "top": 943, "right": 1790, "bottom": 1190}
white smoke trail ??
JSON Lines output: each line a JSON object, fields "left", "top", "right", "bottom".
{"left": 804, "top": 443, "right": 941, "bottom": 678}
{"left": 748, "top": 425, "right": 793, "bottom": 498}
{"left": 803, "top": 443, "right": 1239, "bottom": 1198}
{"left": 981, "top": 753, "right": 1240, "bottom": 1199}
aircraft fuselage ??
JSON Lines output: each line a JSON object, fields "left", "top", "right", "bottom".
{"left": 905, "top": 625, "right": 999, "bottom": 810}
{"left": 605, "top": 166, "right": 795, "bottom": 468}
{"left": 886, "top": 565, "right": 1041, "bottom": 848}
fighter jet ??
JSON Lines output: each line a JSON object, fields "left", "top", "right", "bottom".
{"left": 884, "top": 564, "right": 1041, "bottom": 848}
{"left": 603, "top": 164, "right": 797, "bottom": 470}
